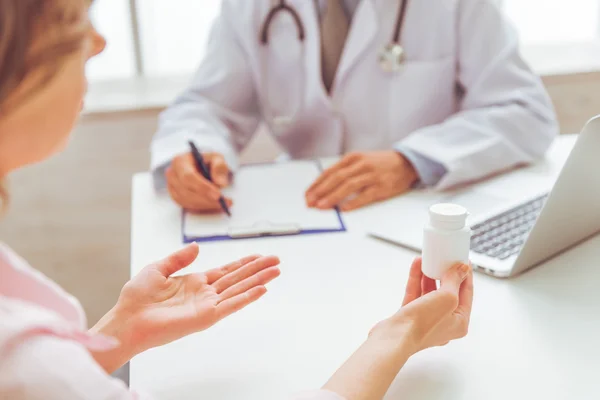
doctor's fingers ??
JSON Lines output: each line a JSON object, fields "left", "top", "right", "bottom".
{"left": 306, "top": 153, "right": 363, "bottom": 194}
{"left": 170, "top": 157, "right": 222, "bottom": 199}
{"left": 167, "top": 179, "right": 231, "bottom": 212}
{"left": 340, "top": 186, "right": 381, "bottom": 211}
{"left": 166, "top": 178, "right": 188, "bottom": 208}
{"left": 166, "top": 166, "right": 211, "bottom": 200}
{"left": 314, "top": 174, "right": 373, "bottom": 209}
{"left": 166, "top": 179, "right": 196, "bottom": 209}
{"left": 307, "top": 161, "right": 372, "bottom": 205}
{"left": 204, "top": 153, "right": 231, "bottom": 188}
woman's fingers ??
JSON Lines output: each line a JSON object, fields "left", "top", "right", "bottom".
{"left": 216, "top": 286, "right": 268, "bottom": 320}
{"left": 204, "top": 255, "right": 262, "bottom": 284}
{"left": 218, "top": 266, "right": 280, "bottom": 301}
{"left": 402, "top": 258, "right": 423, "bottom": 306}
{"left": 421, "top": 275, "right": 437, "bottom": 295}
{"left": 154, "top": 243, "right": 200, "bottom": 277}
{"left": 440, "top": 263, "right": 470, "bottom": 296}
{"left": 212, "top": 256, "right": 281, "bottom": 293}
{"left": 430, "top": 263, "right": 470, "bottom": 316}
{"left": 454, "top": 266, "right": 474, "bottom": 322}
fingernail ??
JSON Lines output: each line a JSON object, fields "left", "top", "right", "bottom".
{"left": 306, "top": 195, "right": 315, "bottom": 205}
{"left": 458, "top": 264, "right": 470, "bottom": 279}
{"left": 317, "top": 200, "right": 328, "bottom": 208}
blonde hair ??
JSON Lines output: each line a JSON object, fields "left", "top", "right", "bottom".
{"left": 0, "top": 0, "right": 88, "bottom": 214}
{"left": 0, "top": 1, "right": 89, "bottom": 114}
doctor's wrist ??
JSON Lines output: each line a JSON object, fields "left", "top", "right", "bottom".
{"left": 396, "top": 151, "right": 420, "bottom": 187}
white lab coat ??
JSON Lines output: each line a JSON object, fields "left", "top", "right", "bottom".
{"left": 151, "top": 0, "right": 558, "bottom": 190}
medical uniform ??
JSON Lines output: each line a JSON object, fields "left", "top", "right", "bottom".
{"left": 151, "top": 0, "right": 557, "bottom": 190}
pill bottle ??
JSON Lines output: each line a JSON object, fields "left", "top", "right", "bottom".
{"left": 422, "top": 203, "right": 471, "bottom": 280}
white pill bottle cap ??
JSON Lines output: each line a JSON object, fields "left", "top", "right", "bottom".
{"left": 429, "top": 203, "right": 469, "bottom": 230}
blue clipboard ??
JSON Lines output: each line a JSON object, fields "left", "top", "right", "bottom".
{"left": 181, "top": 160, "right": 346, "bottom": 243}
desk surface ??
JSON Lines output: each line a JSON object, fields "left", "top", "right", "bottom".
{"left": 130, "top": 135, "right": 600, "bottom": 400}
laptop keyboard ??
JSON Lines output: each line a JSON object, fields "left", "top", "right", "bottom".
{"left": 470, "top": 194, "right": 549, "bottom": 260}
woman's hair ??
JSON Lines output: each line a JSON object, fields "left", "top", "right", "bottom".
{"left": 0, "top": 0, "right": 89, "bottom": 111}
{"left": 0, "top": 0, "right": 89, "bottom": 213}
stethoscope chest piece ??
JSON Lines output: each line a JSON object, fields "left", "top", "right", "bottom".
{"left": 379, "top": 43, "right": 405, "bottom": 73}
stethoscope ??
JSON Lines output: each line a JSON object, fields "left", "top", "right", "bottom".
{"left": 258, "top": 0, "right": 409, "bottom": 131}
{"left": 260, "top": 0, "right": 410, "bottom": 71}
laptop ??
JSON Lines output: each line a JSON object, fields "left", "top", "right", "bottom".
{"left": 373, "top": 116, "right": 600, "bottom": 278}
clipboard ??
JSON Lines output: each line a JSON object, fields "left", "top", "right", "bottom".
{"left": 181, "top": 160, "right": 346, "bottom": 243}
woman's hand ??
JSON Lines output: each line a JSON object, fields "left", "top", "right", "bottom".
{"left": 323, "top": 259, "right": 473, "bottom": 400}
{"left": 371, "top": 258, "right": 473, "bottom": 354}
{"left": 91, "top": 244, "right": 280, "bottom": 372}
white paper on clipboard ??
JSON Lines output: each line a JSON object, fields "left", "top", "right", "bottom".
{"left": 183, "top": 161, "right": 344, "bottom": 241}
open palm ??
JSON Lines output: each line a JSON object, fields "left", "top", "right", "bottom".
{"left": 113, "top": 244, "right": 280, "bottom": 354}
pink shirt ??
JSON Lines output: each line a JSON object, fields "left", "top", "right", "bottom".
{"left": 0, "top": 243, "right": 344, "bottom": 400}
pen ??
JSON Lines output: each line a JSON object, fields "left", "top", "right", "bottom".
{"left": 188, "top": 141, "right": 232, "bottom": 217}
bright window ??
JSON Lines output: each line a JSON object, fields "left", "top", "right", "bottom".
{"left": 87, "top": 0, "right": 600, "bottom": 83}
{"left": 504, "top": 0, "right": 600, "bottom": 44}
{"left": 137, "top": 0, "right": 222, "bottom": 77}
{"left": 86, "top": 0, "right": 136, "bottom": 81}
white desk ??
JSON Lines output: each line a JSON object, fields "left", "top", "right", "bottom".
{"left": 130, "top": 135, "right": 600, "bottom": 400}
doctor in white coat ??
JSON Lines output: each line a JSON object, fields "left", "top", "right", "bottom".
{"left": 151, "top": 0, "right": 558, "bottom": 213}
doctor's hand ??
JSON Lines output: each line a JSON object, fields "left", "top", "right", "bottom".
{"left": 91, "top": 244, "right": 280, "bottom": 373}
{"left": 305, "top": 151, "right": 419, "bottom": 211}
{"left": 371, "top": 258, "right": 473, "bottom": 354}
{"left": 166, "top": 152, "right": 233, "bottom": 212}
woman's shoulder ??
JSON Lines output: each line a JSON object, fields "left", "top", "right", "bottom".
{"left": 0, "top": 242, "right": 87, "bottom": 328}
{"left": 0, "top": 295, "right": 65, "bottom": 342}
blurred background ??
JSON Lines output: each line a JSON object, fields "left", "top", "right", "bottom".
{"left": 2, "top": 0, "right": 600, "bottom": 325}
